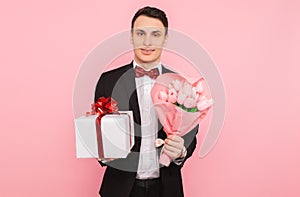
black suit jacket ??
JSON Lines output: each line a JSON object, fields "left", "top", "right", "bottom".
{"left": 94, "top": 62, "right": 199, "bottom": 197}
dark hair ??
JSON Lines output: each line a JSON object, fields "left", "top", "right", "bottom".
{"left": 131, "top": 6, "right": 168, "bottom": 34}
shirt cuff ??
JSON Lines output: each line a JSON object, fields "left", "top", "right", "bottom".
{"left": 173, "top": 146, "right": 187, "bottom": 165}
{"left": 98, "top": 158, "right": 113, "bottom": 164}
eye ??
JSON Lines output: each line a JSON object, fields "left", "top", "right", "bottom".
{"left": 152, "top": 32, "right": 161, "bottom": 37}
{"left": 136, "top": 31, "right": 144, "bottom": 36}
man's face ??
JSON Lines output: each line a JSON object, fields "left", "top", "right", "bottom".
{"left": 131, "top": 15, "right": 167, "bottom": 69}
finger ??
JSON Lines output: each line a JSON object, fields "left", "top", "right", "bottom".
{"left": 165, "top": 138, "right": 183, "bottom": 149}
{"left": 167, "top": 135, "right": 183, "bottom": 143}
{"left": 164, "top": 143, "right": 181, "bottom": 153}
{"left": 163, "top": 148, "right": 179, "bottom": 159}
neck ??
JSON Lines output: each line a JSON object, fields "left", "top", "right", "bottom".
{"left": 134, "top": 59, "right": 160, "bottom": 70}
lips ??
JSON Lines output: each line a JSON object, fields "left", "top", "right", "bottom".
{"left": 141, "top": 48, "right": 155, "bottom": 55}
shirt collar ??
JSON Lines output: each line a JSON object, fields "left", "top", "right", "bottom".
{"left": 133, "top": 60, "right": 162, "bottom": 75}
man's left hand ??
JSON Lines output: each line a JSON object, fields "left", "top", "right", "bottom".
{"left": 163, "top": 135, "right": 185, "bottom": 160}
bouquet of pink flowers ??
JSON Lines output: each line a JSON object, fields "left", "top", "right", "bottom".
{"left": 151, "top": 73, "right": 213, "bottom": 166}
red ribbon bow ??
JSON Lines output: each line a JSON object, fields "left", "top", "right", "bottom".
{"left": 89, "top": 97, "right": 119, "bottom": 123}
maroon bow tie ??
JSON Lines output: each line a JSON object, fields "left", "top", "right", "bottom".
{"left": 135, "top": 66, "right": 159, "bottom": 80}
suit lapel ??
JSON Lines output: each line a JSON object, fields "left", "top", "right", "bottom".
{"left": 111, "top": 61, "right": 141, "bottom": 126}
{"left": 161, "top": 65, "right": 174, "bottom": 74}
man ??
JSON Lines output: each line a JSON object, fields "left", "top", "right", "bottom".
{"left": 94, "top": 6, "right": 198, "bottom": 197}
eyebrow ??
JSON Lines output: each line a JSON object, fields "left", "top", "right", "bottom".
{"left": 135, "top": 29, "right": 146, "bottom": 33}
{"left": 135, "top": 29, "right": 163, "bottom": 34}
{"left": 151, "top": 30, "right": 162, "bottom": 34}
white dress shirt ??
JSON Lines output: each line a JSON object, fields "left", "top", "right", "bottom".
{"left": 133, "top": 61, "right": 161, "bottom": 179}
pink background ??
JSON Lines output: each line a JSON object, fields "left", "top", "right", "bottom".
{"left": 1, "top": 0, "right": 300, "bottom": 196}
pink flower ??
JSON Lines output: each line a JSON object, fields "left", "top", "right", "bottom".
{"left": 168, "top": 88, "right": 177, "bottom": 103}
{"left": 193, "top": 80, "right": 204, "bottom": 93}
{"left": 197, "top": 98, "right": 214, "bottom": 111}
{"left": 197, "top": 95, "right": 206, "bottom": 102}
{"left": 170, "top": 79, "right": 183, "bottom": 91}
{"left": 177, "top": 90, "right": 187, "bottom": 105}
{"left": 182, "top": 81, "right": 193, "bottom": 97}
{"left": 159, "top": 90, "right": 168, "bottom": 101}
{"left": 191, "top": 87, "right": 199, "bottom": 100}
{"left": 177, "top": 82, "right": 194, "bottom": 105}
{"left": 183, "top": 97, "right": 197, "bottom": 108}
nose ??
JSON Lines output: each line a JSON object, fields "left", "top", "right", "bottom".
{"left": 143, "top": 34, "right": 152, "bottom": 46}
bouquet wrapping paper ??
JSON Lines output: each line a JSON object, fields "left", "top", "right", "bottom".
{"left": 151, "top": 73, "right": 213, "bottom": 166}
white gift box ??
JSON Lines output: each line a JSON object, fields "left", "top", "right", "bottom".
{"left": 74, "top": 111, "right": 134, "bottom": 158}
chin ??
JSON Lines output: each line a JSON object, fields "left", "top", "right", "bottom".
{"left": 139, "top": 55, "right": 159, "bottom": 62}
